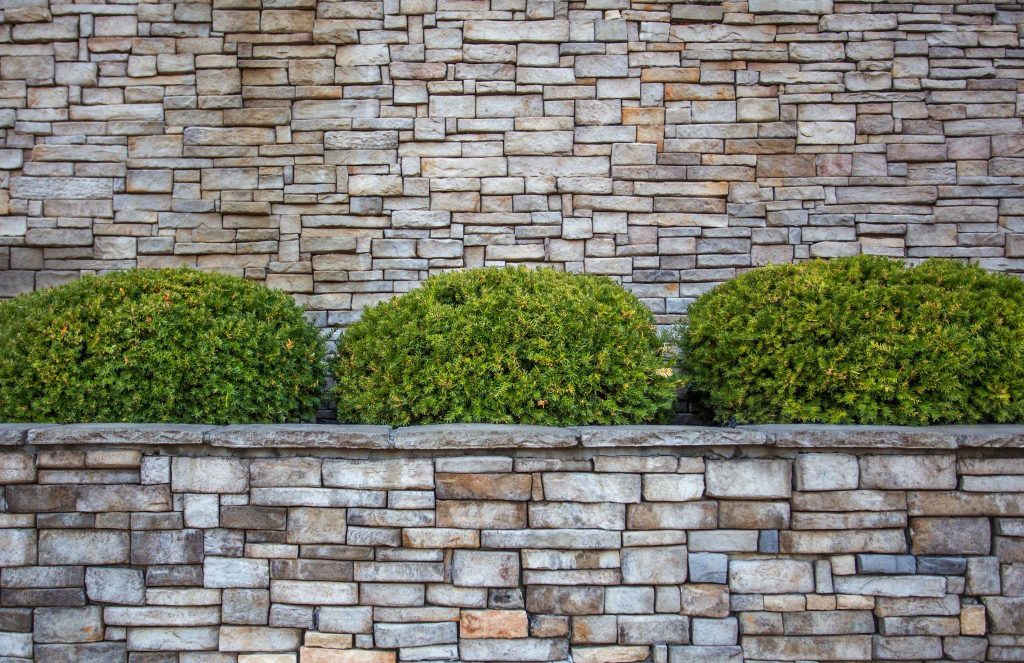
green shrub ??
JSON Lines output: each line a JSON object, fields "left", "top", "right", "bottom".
{"left": 0, "top": 268, "right": 326, "bottom": 424}
{"left": 679, "top": 255, "right": 1024, "bottom": 425}
{"left": 333, "top": 267, "right": 677, "bottom": 426}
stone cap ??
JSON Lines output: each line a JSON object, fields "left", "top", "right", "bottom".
{"left": 1, "top": 422, "right": 1023, "bottom": 449}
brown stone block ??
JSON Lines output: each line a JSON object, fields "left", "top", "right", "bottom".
{"left": 5, "top": 485, "right": 76, "bottom": 513}
{"left": 641, "top": 67, "right": 699, "bottom": 83}
{"left": 757, "top": 154, "right": 816, "bottom": 178}
{"left": 436, "top": 500, "right": 527, "bottom": 529}
{"left": 435, "top": 473, "right": 532, "bottom": 501}
{"left": 621, "top": 107, "right": 664, "bottom": 126}
{"left": 718, "top": 501, "right": 790, "bottom": 529}
{"left": 526, "top": 586, "right": 604, "bottom": 615}
{"left": 680, "top": 584, "right": 730, "bottom": 617}
{"left": 665, "top": 84, "right": 734, "bottom": 101}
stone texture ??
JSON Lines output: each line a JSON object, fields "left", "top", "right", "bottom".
{"left": 0, "top": 430, "right": 1022, "bottom": 661}
{"left": 0, "top": 0, "right": 1020, "bottom": 330}
{"left": 706, "top": 460, "right": 792, "bottom": 498}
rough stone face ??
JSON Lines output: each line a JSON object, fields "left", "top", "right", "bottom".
{"left": 860, "top": 455, "right": 957, "bottom": 490}
{"left": 729, "top": 560, "right": 814, "bottom": 594}
{"left": 795, "top": 453, "right": 858, "bottom": 491}
{"left": 706, "top": 460, "right": 792, "bottom": 498}
{"left": 622, "top": 546, "right": 688, "bottom": 584}
{"left": 85, "top": 568, "right": 145, "bottom": 605}
{"left": 171, "top": 457, "right": 248, "bottom": 493}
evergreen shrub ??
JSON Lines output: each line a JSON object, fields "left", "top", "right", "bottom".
{"left": 680, "top": 255, "right": 1024, "bottom": 425}
{"left": 333, "top": 267, "right": 678, "bottom": 425}
{"left": 0, "top": 268, "right": 326, "bottom": 423}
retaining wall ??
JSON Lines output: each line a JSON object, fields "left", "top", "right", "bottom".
{"left": 1, "top": 0, "right": 1024, "bottom": 326}
{"left": 1, "top": 423, "right": 1023, "bottom": 662}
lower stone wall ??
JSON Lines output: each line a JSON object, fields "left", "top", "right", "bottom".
{"left": 1, "top": 425, "right": 1023, "bottom": 662}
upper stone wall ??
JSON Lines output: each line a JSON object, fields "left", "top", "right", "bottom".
{"left": 0, "top": 0, "right": 1023, "bottom": 326}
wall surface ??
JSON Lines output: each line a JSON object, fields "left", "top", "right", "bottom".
{"left": 0, "top": 423, "right": 1023, "bottom": 662}
{"left": 0, "top": 1, "right": 1024, "bottom": 325}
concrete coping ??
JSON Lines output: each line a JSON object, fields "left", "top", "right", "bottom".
{"left": 1, "top": 422, "right": 1023, "bottom": 449}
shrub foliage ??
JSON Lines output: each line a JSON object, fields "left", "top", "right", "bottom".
{"left": 333, "top": 267, "right": 677, "bottom": 425}
{"left": 0, "top": 268, "right": 326, "bottom": 424}
{"left": 679, "top": 256, "right": 1024, "bottom": 425}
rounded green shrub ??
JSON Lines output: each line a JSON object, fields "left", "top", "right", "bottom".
{"left": 0, "top": 268, "right": 326, "bottom": 424}
{"left": 333, "top": 267, "right": 678, "bottom": 425}
{"left": 679, "top": 255, "right": 1024, "bottom": 425}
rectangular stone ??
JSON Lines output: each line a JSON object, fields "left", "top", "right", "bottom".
{"left": 860, "top": 455, "right": 956, "bottom": 490}
{"left": 706, "top": 459, "right": 791, "bottom": 498}
{"left": 542, "top": 473, "right": 640, "bottom": 503}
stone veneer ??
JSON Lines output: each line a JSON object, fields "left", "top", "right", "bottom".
{"left": 1, "top": 1, "right": 1024, "bottom": 327}
{"left": 0, "top": 423, "right": 1023, "bottom": 662}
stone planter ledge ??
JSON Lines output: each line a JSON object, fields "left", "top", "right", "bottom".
{"left": 1, "top": 422, "right": 1023, "bottom": 449}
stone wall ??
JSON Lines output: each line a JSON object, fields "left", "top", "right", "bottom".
{"left": 0, "top": 423, "right": 1023, "bottom": 662}
{"left": 1, "top": 1, "right": 1024, "bottom": 326}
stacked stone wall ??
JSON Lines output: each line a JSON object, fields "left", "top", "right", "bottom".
{"left": 1, "top": 0, "right": 1024, "bottom": 325}
{"left": 0, "top": 423, "right": 1023, "bottom": 661}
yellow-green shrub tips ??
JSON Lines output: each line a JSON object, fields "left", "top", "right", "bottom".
{"left": 680, "top": 255, "right": 1024, "bottom": 425}
{"left": 0, "top": 268, "right": 326, "bottom": 424}
{"left": 333, "top": 267, "right": 678, "bottom": 426}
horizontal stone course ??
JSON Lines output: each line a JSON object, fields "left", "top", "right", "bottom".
{"left": 1, "top": 426, "right": 1023, "bottom": 660}
{"left": 4, "top": 423, "right": 1024, "bottom": 449}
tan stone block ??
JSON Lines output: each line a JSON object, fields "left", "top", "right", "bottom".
{"left": 262, "top": 10, "right": 314, "bottom": 33}
{"left": 435, "top": 473, "right": 532, "bottom": 500}
{"left": 459, "top": 610, "right": 528, "bottom": 639}
{"left": 960, "top": 605, "right": 985, "bottom": 636}
{"left": 300, "top": 649, "right": 395, "bottom": 663}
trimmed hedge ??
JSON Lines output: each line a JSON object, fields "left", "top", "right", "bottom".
{"left": 0, "top": 268, "right": 326, "bottom": 424}
{"left": 333, "top": 267, "right": 678, "bottom": 426}
{"left": 679, "top": 256, "right": 1024, "bottom": 425}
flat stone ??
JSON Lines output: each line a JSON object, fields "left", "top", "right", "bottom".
{"left": 172, "top": 457, "right": 248, "bottom": 493}
{"left": 542, "top": 473, "right": 640, "bottom": 503}
{"left": 131, "top": 530, "right": 204, "bottom": 565}
{"left": 461, "top": 610, "right": 529, "bottom": 639}
{"left": 578, "top": 426, "right": 766, "bottom": 447}
{"left": 219, "top": 626, "right": 302, "bottom": 652}
{"left": 374, "top": 621, "right": 456, "bottom": 648}
{"left": 207, "top": 425, "right": 390, "bottom": 448}
{"left": 393, "top": 424, "right": 577, "bottom": 449}
{"left": 452, "top": 551, "right": 519, "bottom": 587}
{"left": 911, "top": 517, "right": 991, "bottom": 555}
{"left": 744, "top": 425, "right": 960, "bottom": 449}
{"left": 28, "top": 424, "right": 211, "bottom": 446}
{"left": 622, "top": 546, "right": 688, "bottom": 584}
{"left": 204, "top": 557, "right": 269, "bottom": 588}
{"left": 0, "top": 424, "right": 34, "bottom": 446}
{"left": 464, "top": 20, "right": 569, "bottom": 43}
{"left": 86, "top": 567, "right": 145, "bottom": 605}
{"left": 33, "top": 607, "right": 103, "bottom": 643}
{"left": 832, "top": 575, "right": 946, "bottom": 597}
{"left": 323, "top": 458, "right": 433, "bottom": 489}
{"left": 742, "top": 635, "right": 872, "bottom": 661}
{"left": 706, "top": 459, "right": 791, "bottom": 498}
{"left": 983, "top": 597, "right": 1024, "bottom": 633}
{"left": 618, "top": 615, "right": 689, "bottom": 645}
{"left": 795, "top": 452, "right": 859, "bottom": 490}
{"left": 860, "top": 454, "right": 957, "bottom": 490}
{"left": 459, "top": 638, "right": 568, "bottom": 662}
{"left": 34, "top": 642, "right": 127, "bottom": 662}
{"left": 0, "top": 529, "right": 37, "bottom": 566}
{"left": 729, "top": 560, "right": 813, "bottom": 594}
{"left": 39, "top": 530, "right": 128, "bottom": 565}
